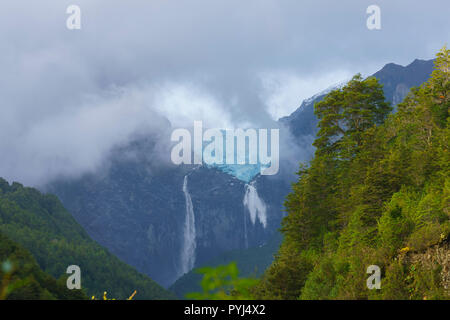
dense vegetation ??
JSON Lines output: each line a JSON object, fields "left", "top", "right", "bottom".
{"left": 186, "top": 262, "right": 258, "bottom": 300}
{"left": 0, "top": 232, "right": 87, "bottom": 300}
{"left": 0, "top": 179, "right": 174, "bottom": 300}
{"left": 254, "top": 47, "right": 449, "bottom": 300}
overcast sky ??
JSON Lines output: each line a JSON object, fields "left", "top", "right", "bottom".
{"left": 0, "top": 0, "right": 448, "bottom": 185}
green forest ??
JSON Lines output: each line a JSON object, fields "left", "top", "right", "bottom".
{"left": 251, "top": 47, "right": 449, "bottom": 300}
{"left": 0, "top": 179, "right": 174, "bottom": 300}
{"left": 0, "top": 232, "right": 87, "bottom": 299}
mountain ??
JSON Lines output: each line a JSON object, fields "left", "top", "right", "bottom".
{"left": 45, "top": 57, "right": 435, "bottom": 290}
{"left": 373, "top": 59, "right": 436, "bottom": 105}
{"left": 48, "top": 137, "right": 287, "bottom": 287}
{"left": 0, "top": 178, "right": 174, "bottom": 299}
{"left": 280, "top": 58, "right": 435, "bottom": 138}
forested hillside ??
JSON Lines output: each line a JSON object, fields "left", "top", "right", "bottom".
{"left": 0, "top": 232, "right": 87, "bottom": 300}
{"left": 255, "top": 47, "right": 449, "bottom": 300}
{"left": 0, "top": 179, "right": 174, "bottom": 300}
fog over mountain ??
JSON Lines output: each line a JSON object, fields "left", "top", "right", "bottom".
{"left": 0, "top": 0, "right": 449, "bottom": 185}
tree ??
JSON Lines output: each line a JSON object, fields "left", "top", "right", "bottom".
{"left": 255, "top": 47, "right": 450, "bottom": 300}
{"left": 314, "top": 74, "right": 391, "bottom": 158}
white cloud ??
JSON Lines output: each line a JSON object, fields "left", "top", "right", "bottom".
{"left": 0, "top": 0, "right": 447, "bottom": 185}
{"left": 260, "top": 70, "right": 354, "bottom": 120}
{"left": 150, "top": 82, "right": 234, "bottom": 129}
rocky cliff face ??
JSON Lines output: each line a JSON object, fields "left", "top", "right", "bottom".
{"left": 403, "top": 238, "right": 450, "bottom": 296}
{"left": 48, "top": 137, "right": 287, "bottom": 287}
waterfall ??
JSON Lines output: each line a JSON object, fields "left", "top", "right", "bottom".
{"left": 180, "top": 175, "right": 196, "bottom": 275}
{"left": 243, "top": 181, "right": 267, "bottom": 229}
{"left": 243, "top": 203, "right": 248, "bottom": 249}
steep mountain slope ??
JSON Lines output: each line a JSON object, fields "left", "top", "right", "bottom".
{"left": 49, "top": 137, "right": 287, "bottom": 287}
{"left": 0, "top": 178, "right": 174, "bottom": 299}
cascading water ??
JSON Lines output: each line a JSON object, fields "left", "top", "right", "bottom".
{"left": 243, "top": 204, "right": 248, "bottom": 249}
{"left": 180, "top": 175, "right": 196, "bottom": 275}
{"left": 243, "top": 181, "right": 267, "bottom": 230}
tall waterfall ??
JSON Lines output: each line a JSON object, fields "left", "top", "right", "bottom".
{"left": 243, "top": 181, "right": 267, "bottom": 229}
{"left": 243, "top": 204, "right": 248, "bottom": 248}
{"left": 180, "top": 175, "right": 196, "bottom": 275}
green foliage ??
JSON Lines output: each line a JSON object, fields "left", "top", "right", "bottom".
{"left": 0, "top": 179, "right": 174, "bottom": 300}
{"left": 187, "top": 262, "right": 258, "bottom": 300}
{"left": 380, "top": 261, "right": 447, "bottom": 300}
{"left": 253, "top": 242, "right": 314, "bottom": 299}
{"left": 255, "top": 47, "right": 450, "bottom": 300}
{"left": 0, "top": 232, "right": 87, "bottom": 300}
{"left": 314, "top": 74, "right": 391, "bottom": 157}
